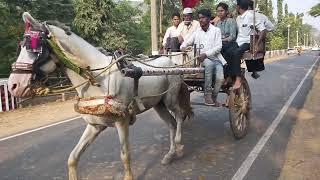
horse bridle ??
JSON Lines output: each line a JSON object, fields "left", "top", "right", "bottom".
{"left": 11, "top": 26, "right": 52, "bottom": 82}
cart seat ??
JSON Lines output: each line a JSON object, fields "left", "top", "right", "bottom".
{"left": 242, "top": 51, "right": 265, "bottom": 60}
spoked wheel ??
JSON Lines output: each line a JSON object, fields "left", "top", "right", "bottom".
{"left": 228, "top": 77, "right": 252, "bottom": 139}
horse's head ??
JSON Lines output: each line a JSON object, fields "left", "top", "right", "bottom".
{"left": 8, "top": 12, "right": 58, "bottom": 98}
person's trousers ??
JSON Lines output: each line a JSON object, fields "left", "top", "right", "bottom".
{"left": 203, "top": 59, "right": 224, "bottom": 97}
{"left": 229, "top": 43, "right": 250, "bottom": 76}
{"left": 221, "top": 41, "right": 238, "bottom": 76}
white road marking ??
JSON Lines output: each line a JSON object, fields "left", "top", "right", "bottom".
{"left": 0, "top": 116, "right": 81, "bottom": 142}
{"left": 232, "top": 56, "right": 319, "bottom": 180}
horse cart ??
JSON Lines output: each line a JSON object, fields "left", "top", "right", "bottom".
{"left": 8, "top": 4, "right": 266, "bottom": 177}
{"left": 121, "top": 42, "right": 267, "bottom": 139}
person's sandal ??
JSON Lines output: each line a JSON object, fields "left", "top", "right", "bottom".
{"left": 229, "top": 80, "right": 241, "bottom": 91}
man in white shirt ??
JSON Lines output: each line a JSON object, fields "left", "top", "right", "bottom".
{"left": 162, "top": 12, "right": 181, "bottom": 51}
{"left": 180, "top": 9, "right": 226, "bottom": 106}
{"left": 248, "top": 1, "right": 274, "bottom": 32}
{"left": 177, "top": 8, "right": 200, "bottom": 44}
{"left": 232, "top": 0, "right": 267, "bottom": 88}
{"left": 247, "top": 0, "right": 273, "bottom": 79}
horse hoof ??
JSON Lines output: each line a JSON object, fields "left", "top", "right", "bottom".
{"left": 176, "top": 150, "right": 184, "bottom": 158}
{"left": 176, "top": 144, "right": 184, "bottom": 158}
{"left": 161, "top": 155, "right": 173, "bottom": 165}
{"left": 124, "top": 175, "right": 133, "bottom": 180}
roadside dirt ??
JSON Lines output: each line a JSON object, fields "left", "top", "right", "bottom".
{"left": 0, "top": 99, "right": 78, "bottom": 138}
{"left": 279, "top": 64, "right": 320, "bottom": 180}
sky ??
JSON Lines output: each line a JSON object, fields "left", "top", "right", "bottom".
{"left": 272, "top": 0, "right": 320, "bottom": 30}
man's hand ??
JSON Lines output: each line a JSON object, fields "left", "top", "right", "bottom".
{"left": 197, "top": 53, "right": 207, "bottom": 62}
{"left": 253, "top": 44, "right": 260, "bottom": 55}
{"left": 181, "top": 47, "right": 186, "bottom": 52}
{"left": 178, "top": 35, "right": 184, "bottom": 43}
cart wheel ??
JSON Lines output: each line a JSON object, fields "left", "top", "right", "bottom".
{"left": 228, "top": 77, "right": 252, "bottom": 139}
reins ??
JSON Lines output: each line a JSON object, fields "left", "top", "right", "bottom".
{"left": 33, "top": 35, "right": 198, "bottom": 97}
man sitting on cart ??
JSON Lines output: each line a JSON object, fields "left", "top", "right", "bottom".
{"left": 180, "top": 9, "right": 227, "bottom": 106}
{"left": 232, "top": 0, "right": 267, "bottom": 89}
{"left": 248, "top": 0, "right": 274, "bottom": 79}
{"left": 177, "top": 8, "right": 200, "bottom": 44}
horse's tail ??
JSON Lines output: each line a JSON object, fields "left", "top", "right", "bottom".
{"left": 178, "top": 82, "right": 193, "bottom": 121}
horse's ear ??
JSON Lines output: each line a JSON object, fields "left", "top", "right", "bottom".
{"left": 22, "top": 12, "right": 42, "bottom": 30}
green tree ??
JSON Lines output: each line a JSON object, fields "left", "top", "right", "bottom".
{"left": 309, "top": 3, "right": 320, "bottom": 17}
{"left": 0, "top": 0, "right": 74, "bottom": 78}
{"left": 257, "top": 0, "right": 273, "bottom": 21}
{"left": 30, "top": 0, "right": 75, "bottom": 23}
{"left": 73, "top": 0, "right": 151, "bottom": 53}
{"left": 267, "top": 0, "right": 274, "bottom": 21}
{"left": 284, "top": 3, "right": 288, "bottom": 17}
{"left": 269, "top": 36, "right": 285, "bottom": 50}
{"left": 258, "top": 0, "right": 268, "bottom": 16}
{"left": 73, "top": 0, "right": 116, "bottom": 46}
{"left": 277, "top": 0, "right": 283, "bottom": 23}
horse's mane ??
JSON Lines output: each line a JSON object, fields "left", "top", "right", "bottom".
{"left": 47, "top": 25, "right": 112, "bottom": 69}
{"left": 46, "top": 20, "right": 72, "bottom": 35}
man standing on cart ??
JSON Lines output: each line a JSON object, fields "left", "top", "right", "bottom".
{"left": 181, "top": 9, "right": 226, "bottom": 106}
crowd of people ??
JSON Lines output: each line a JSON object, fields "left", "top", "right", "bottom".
{"left": 162, "top": 0, "right": 274, "bottom": 106}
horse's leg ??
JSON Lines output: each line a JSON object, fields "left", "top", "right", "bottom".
{"left": 68, "top": 124, "right": 106, "bottom": 180}
{"left": 173, "top": 82, "right": 192, "bottom": 158}
{"left": 154, "top": 103, "right": 177, "bottom": 165}
{"left": 174, "top": 116, "right": 184, "bottom": 157}
{"left": 115, "top": 120, "right": 133, "bottom": 180}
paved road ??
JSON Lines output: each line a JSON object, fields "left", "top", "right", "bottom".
{"left": 0, "top": 52, "right": 319, "bottom": 180}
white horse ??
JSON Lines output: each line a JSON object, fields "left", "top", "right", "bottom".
{"left": 8, "top": 12, "right": 192, "bottom": 180}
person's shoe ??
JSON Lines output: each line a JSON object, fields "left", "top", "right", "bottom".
{"left": 204, "top": 94, "right": 215, "bottom": 106}
{"left": 211, "top": 94, "right": 221, "bottom": 107}
{"left": 251, "top": 72, "right": 260, "bottom": 79}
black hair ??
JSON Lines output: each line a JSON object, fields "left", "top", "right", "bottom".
{"left": 171, "top": 12, "right": 180, "bottom": 19}
{"left": 248, "top": 0, "right": 254, "bottom": 9}
{"left": 216, "top": 2, "right": 229, "bottom": 11}
{"left": 198, "top": 9, "right": 211, "bottom": 18}
{"left": 237, "top": 0, "right": 249, "bottom": 10}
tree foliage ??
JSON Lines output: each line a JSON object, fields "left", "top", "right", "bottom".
{"left": 309, "top": 3, "right": 320, "bottom": 17}
{"left": 277, "top": 0, "right": 283, "bottom": 23}
{"left": 0, "top": 0, "right": 74, "bottom": 77}
{"left": 0, "top": 0, "right": 319, "bottom": 78}
{"left": 284, "top": 3, "right": 288, "bottom": 17}
{"left": 73, "top": 0, "right": 150, "bottom": 53}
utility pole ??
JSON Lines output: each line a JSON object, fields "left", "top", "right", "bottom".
{"left": 150, "top": 0, "right": 158, "bottom": 54}
{"left": 306, "top": 34, "right": 309, "bottom": 47}
{"left": 310, "top": 36, "right": 312, "bottom": 46}
{"left": 296, "top": 30, "right": 299, "bottom": 46}
{"left": 159, "top": 0, "right": 163, "bottom": 47}
{"left": 304, "top": 34, "right": 306, "bottom": 47}
{"left": 287, "top": 25, "right": 290, "bottom": 49}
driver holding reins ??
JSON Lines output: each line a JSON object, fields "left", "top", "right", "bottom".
{"left": 180, "top": 9, "right": 227, "bottom": 106}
